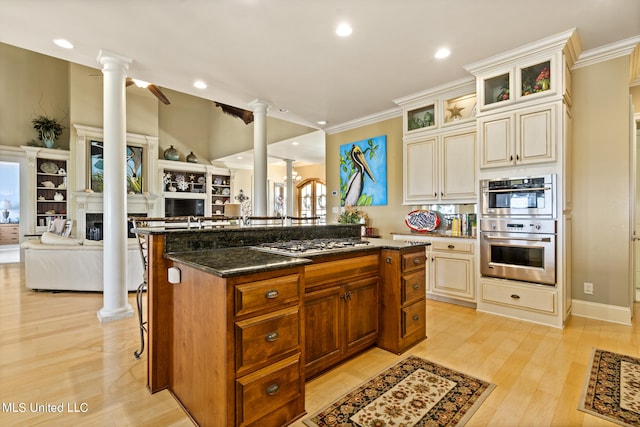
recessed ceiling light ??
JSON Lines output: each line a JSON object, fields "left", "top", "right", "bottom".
{"left": 317, "top": 120, "right": 327, "bottom": 126}
{"left": 292, "top": 141, "right": 299, "bottom": 146}
{"left": 278, "top": 107, "right": 289, "bottom": 113}
{"left": 53, "top": 39, "right": 74, "bottom": 49}
{"left": 193, "top": 80, "right": 207, "bottom": 89}
{"left": 336, "top": 22, "right": 353, "bottom": 37}
{"left": 435, "top": 48, "right": 451, "bottom": 59}
{"left": 236, "top": 156, "right": 243, "bottom": 160}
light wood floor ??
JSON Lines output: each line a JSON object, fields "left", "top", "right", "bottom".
{"left": 1, "top": 262, "right": 638, "bottom": 426}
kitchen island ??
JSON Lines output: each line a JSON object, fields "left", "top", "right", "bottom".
{"left": 135, "top": 224, "right": 426, "bottom": 426}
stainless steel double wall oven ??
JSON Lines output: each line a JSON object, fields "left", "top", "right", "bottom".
{"left": 479, "top": 175, "right": 557, "bottom": 285}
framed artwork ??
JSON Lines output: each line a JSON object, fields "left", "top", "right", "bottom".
{"left": 339, "top": 135, "right": 387, "bottom": 206}
{"left": 90, "top": 140, "right": 144, "bottom": 193}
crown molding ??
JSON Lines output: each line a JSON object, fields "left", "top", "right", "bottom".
{"left": 324, "top": 107, "right": 401, "bottom": 135}
{"left": 573, "top": 35, "right": 640, "bottom": 70}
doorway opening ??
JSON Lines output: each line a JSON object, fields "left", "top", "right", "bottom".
{"left": 0, "top": 161, "right": 21, "bottom": 263}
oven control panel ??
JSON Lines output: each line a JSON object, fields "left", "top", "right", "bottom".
{"left": 480, "top": 218, "right": 556, "bottom": 234}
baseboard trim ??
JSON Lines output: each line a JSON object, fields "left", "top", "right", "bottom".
{"left": 571, "top": 299, "right": 632, "bottom": 325}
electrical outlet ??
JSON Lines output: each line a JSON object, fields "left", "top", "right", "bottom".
{"left": 584, "top": 282, "right": 594, "bottom": 295}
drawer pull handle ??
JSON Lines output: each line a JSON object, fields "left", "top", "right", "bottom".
{"left": 448, "top": 244, "right": 455, "bottom": 249}
{"left": 265, "top": 289, "right": 279, "bottom": 299}
{"left": 265, "top": 331, "right": 279, "bottom": 342}
{"left": 265, "top": 383, "right": 280, "bottom": 396}
{"left": 413, "top": 284, "right": 420, "bottom": 290}
{"left": 412, "top": 315, "right": 420, "bottom": 321}
{"left": 413, "top": 258, "right": 421, "bottom": 265}
{"left": 510, "top": 294, "right": 521, "bottom": 299}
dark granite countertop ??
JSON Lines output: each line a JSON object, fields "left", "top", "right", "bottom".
{"left": 165, "top": 239, "right": 426, "bottom": 278}
{"left": 165, "top": 247, "right": 312, "bottom": 278}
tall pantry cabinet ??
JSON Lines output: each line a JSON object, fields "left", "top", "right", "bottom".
{"left": 465, "top": 28, "right": 579, "bottom": 327}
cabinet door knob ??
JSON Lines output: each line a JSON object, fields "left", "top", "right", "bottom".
{"left": 412, "top": 314, "right": 420, "bottom": 321}
{"left": 413, "top": 258, "right": 421, "bottom": 265}
{"left": 434, "top": 192, "right": 437, "bottom": 197}
{"left": 447, "top": 244, "right": 455, "bottom": 249}
{"left": 510, "top": 294, "right": 521, "bottom": 299}
{"left": 510, "top": 155, "right": 514, "bottom": 161}
{"left": 265, "top": 331, "right": 280, "bottom": 342}
{"left": 412, "top": 283, "right": 420, "bottom": 290}
{"left": 265, "top": 383, "right": 280, "bottom": 396}
{"left": 265, "top": 289, "right": 279, "bottom": 299}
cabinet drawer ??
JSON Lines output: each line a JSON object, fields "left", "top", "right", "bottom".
{"left": 401, "top": 251, "right": 426, "bottom": 273}
{"left": 402, "top": 270, "right": 425, "bottom": 305}
{"left": 235, "top": 274, "right": 301, "bottom": 317}
{"left": 305, "top": 254, "right": 379, "bottom": 289}
{"left": 235, "top": 306, "right": 300, "bottom": 374}
{"left": 402, "top": 299, "right": 426, "bottom": 338}
{"left": 481, "top": 281, "right": 556, "bottom": 314}
{"left": 236, "top": 354, "right": 302, "bottom": 426}
{"left": 431, "top": 240, "right": 474, "bottom": 254}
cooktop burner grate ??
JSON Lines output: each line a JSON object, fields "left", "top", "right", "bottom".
{"left": 253, "top": 237, "right": 370, "bottom": 255}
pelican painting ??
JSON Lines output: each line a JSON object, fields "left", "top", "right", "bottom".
{"left": 340, "top": 135, "right": 387, "bottom": 206}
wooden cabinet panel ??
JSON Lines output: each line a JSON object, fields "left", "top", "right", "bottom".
{"left": 236, "top": 354, "right": 302, "bottom": 426}
{"left": 304, "top": 253, "right": 380, "bottom": 378}
{"left": 304, "top": 253, "right": 379, "bottom": 290}
{"left": 401, "top": 250, "right": 427, "bottom": 272}
{"left": 402, "top": 270, "right": 426, "bottom": 305}
{"left": 402, "top": 299, "right": 426, "bottom": 338}
{"left": 344, "top": 277, "right": 379, "bottom": 354}
{"left": 378, "top": 247, "right": 427, "bottom": 355}
{"left": 0, "top": 224, "right": 19, "bottom": 245}
{"left": 235, "top": 274, "right": 301, "bottom": 317}
{"left": 235, "top": 306, "right": 301, "bottom": 376}
{"left": 304, "top": 285, "right": 342, "bottom": 378}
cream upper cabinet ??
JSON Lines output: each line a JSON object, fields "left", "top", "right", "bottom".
{"left": 404, "top": 137, "right": 438, "bottom": 203}
{"left": 404, "top": 129, "right": 476, "bottom": 204}
{"left": 396, "top": 78, "right": 478, "bottom": 205}
{"left": 478, "top": 102, "right": 557, "bottom": 169}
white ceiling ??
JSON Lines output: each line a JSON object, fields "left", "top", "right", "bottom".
{"left": 0, "top": 1, "right": 639, "bottom": 167}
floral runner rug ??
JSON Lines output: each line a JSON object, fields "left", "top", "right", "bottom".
{"left": 579, "top": 348, "right": 640, "bottom": 426}
{"left": 303, "top": 355, "right": 495, "bottom": 427}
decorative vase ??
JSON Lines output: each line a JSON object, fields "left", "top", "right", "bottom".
{"left": 186, "top": 151, "right": 198, "bottom": 163}
{"left": 42, "top": 130, "right": 56, "bottom": 149}
{"left": 53, "top": 192, "right": 64, "bottom": 201}
{"left": 164, "top": 145, "right": 180, "bottom": 161}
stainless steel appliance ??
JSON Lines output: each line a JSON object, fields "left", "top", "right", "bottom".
{"left": 253, "top": 237, "right": 370, "bottom": 256}
{"left": 480, "top": 218, "right": 556, "bottom": 285}
{"left": 480, "top": 175, "right": 555, "bottom": 218}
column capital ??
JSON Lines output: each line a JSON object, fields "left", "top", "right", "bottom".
{"left": 248, "top": 99, "right": 270, "bottom": 114}
{"left": 97, "top": 49, "right": 132, "bottom": 70}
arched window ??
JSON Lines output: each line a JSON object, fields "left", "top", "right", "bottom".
{"left": 297, "top": 178, "right": 326, "bottom": 223}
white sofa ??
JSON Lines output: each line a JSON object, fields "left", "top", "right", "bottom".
{"left": 22, "top": 235, "right": 144, "bottom": 292}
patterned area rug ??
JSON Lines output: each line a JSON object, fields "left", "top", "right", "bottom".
{"left": 303, "top": 355, "right": 495, "bottom": 427}
{"left": 579, "top": 348, "right": 640, "bottom": 426}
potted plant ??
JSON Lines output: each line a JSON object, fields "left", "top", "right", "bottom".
{"left": 32, "top": 115, "right": 64, "bottom": 148}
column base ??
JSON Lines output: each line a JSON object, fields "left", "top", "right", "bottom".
{"left": 97, "top": 304, "right": 134, "bottom": 323}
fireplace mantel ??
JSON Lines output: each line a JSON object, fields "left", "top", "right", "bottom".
{"left": 70, "top": 124, "right": 161, "bottom": 239}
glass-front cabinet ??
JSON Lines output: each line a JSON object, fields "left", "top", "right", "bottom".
{"left": 405, "top": 103, "right": 436, "bottom": 134}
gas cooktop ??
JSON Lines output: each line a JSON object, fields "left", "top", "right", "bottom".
{"left": 252, "top": 237, "right": 370, "bottom": 256}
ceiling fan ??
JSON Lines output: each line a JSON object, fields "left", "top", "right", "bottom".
{"left": 126, "top": 77, "right": 170, "bottom": 105}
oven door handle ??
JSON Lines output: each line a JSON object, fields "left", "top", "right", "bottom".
{"left": 482, "top": 186, "right": 550, "bottom": 193}
{"left": 483, "top": 235, "right": 552, "bottom": 243}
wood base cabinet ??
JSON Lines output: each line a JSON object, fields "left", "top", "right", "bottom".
{"left": 166, "top": 261, "right": 305, "bottom": 427}
{"left": 0, "top": 224, "right": 19, "bottom": 245}
{"left": 378, "top": 246, "right": 427, "bottom": 354}
{"left": 304, "top": 253, "right": 380, "bottom": 378}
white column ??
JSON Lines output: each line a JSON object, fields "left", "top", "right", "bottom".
{"left": 250, "top": 100, "right": 268, "bottom": 216}
{"left": 285, "top": 159, "right": 294, "bottom": 216}
{"left": 97, "top": 50, "right": 134, "bottom": 322}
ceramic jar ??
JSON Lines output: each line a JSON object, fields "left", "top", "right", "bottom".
{"left": 186, "top": 151, "right": 198, "bottom": 163}
{"left": 163, "top": 145, "right": 180, "bottom": 161}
